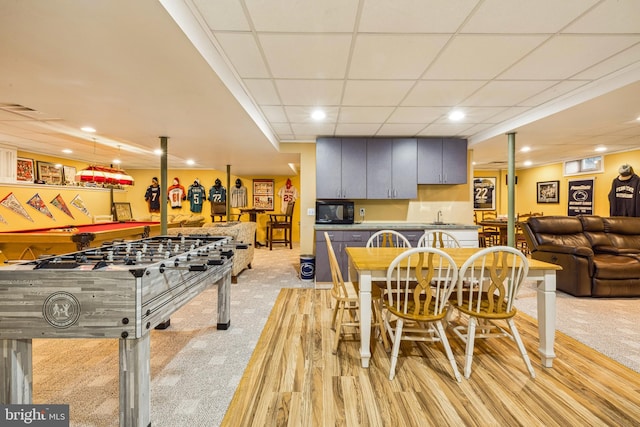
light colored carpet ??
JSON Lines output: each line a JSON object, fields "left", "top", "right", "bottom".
{"left": 31, "top": 245, "right": 639, "bottom": 426}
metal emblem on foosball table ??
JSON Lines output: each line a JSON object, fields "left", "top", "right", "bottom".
{"left": 42, "top": 291, "right": 81, "bottom": 328}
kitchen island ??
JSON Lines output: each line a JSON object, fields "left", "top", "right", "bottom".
{"left": 314, "top": 222, "right": 478, "bottom": 283}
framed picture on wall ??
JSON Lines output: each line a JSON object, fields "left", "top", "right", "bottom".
{"left": 36, "top": 161, "right": 63, "bottom": 185}
{"left": 253, "top": 179, "right": 274, "bottom": 211}
{"left": 62, "top": 165, "right": 76, "bottom": 185}
{"left": 17, "top": 157, "right": 35, "bottom": 183}
{"left": 113, "top": 202, "right": 133, "bottom": 221}
{"left": 473, "top": 177, "right": 496, "bottom": 210}
{"left": 537, "top": 180, "right": 560, "bottom": 203}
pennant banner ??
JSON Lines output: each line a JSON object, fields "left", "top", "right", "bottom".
{"left": 70, "top": 194, "right": 91, "bottom": 217}
{"left": 0, "top": 192, "right": 33, "bottom": 222}
{"left": 27, "top": 193, "right": 55, "bottom": 220}
{"left": 51, "top": 194, "right": 74, "bottom": 219}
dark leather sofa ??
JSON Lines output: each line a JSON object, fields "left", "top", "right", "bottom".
{"left": 522, "top": 215, "right": 640, "bottom": 297}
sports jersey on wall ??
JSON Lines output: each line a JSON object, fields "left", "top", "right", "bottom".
{"left": 231, "top": 185, "right": 247, "bottom": 208}
{"left": 277, "top": 181, "right": 298, "bottom": 213}
{"left": 144, "top": 178, "right": 161, "bottom": 213}
{"left": 208, "top": 184, "right": 226, "bottom": 203}
{"left": 187, "top": 181, "right": 207, "bottom": 213}
{"left": 168, "top": 177, "right": 186, "bottom": 209}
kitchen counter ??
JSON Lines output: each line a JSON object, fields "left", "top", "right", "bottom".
{"left": 314, "top": 222, "right": 479, "bottom": 231}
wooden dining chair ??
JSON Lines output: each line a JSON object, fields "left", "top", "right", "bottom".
{"left": 417, "top": 230, "right": 461, "bottom": 248}
{"left": 325, "top": 232, "right": 360, "bottom": 354}
{"left": 479, "top": 211, "right": 500, "bottom": 247}
{"left": 384, "top": 247, "right": 462, "bottom": 382}
{"left": 365, "top": 230, "right": 411, "bottom": 351}
{"left": 516, "top": 212, "right": 543, "bottom": 254}
{"left": 451, "top": 246, "right": 535, "bottom": 379}
{"left": 266, "top": 201, "right": 295, "bottom": 250}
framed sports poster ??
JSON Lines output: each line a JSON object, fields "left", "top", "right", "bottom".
{"left": 567, "top": 178, "right": 594, "bottom": 216}
{"left": 62, "top": 165, "right": 76, "bottom": 185}
{"left": 17, "top": 157, "right": 35, "bottom": 183}
{"left": 473, "top": 177, "right": 496, "bottom": 210}
{"left": 253, "top": 179, "right": 274, "bottom": 211}
{"left": 36, "top": 161, "right": 63, "bottom": 185}
{"left": 537, "top": 180, "right": 559, "bottom": 203}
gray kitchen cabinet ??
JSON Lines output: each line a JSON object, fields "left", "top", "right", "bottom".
{"left": 316, "top": 137, "right": 367, "bottom": 199}
{"left": 417, "top": 138, "right": 468, "bottom": 184}
{"left": 315, "top": 230, "right": 371, "bottom": 282}
{"left": 366, "top": 138, "right": 417, "bottom": 199}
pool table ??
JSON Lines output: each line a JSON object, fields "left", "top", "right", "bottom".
{"left": 0, "top": 221, "right": 164, "bottom": 260}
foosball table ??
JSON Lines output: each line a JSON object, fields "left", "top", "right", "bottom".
{"left": 0, "top": 234, "right": 241, "bottom": 427}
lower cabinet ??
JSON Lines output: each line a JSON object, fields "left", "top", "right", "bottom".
{"left": 315, "top": 230, "right": 371, "bottom": 282}
{"left": 315, "top": 227, "right": 479, "bottom": 283}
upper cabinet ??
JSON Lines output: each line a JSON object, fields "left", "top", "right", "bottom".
{"left": 417, "top": 138, "right": 468, "bottom": 184}
{"left": 316, "top": 138, "right": 367, "bottom": 199}
{"left": 366, "top": 138, "right": 417, "bottom": 199}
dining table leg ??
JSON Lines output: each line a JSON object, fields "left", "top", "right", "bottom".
{"left": 535, "top": 269, "right": 557, "bottom": 367}
{"left": 349, "top": 260, "right": 372, "bottom": 368}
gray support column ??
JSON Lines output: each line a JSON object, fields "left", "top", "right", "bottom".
{"left": 507, "top": 132, "right": 516, "bottom": 247}
{"left": 160, "top": 136, "right": 169, "bottom": 235}
{"left": 226, "top": 164, "right": 231, "bottom": 223}
{"left": 119, "top": 333, "right": 151, "bottom": 427}
{"left": 1, "top": 339, "right": 32, "bottom": 404}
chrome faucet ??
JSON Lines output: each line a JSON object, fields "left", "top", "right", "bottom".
{"left": 437, "top": 210, "right": 443, "bottom": 223}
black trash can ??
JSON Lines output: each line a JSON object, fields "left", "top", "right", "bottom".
{"left": 300, "top": 255, "right": 315, "bottom": 282}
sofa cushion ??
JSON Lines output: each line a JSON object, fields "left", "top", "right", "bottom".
{"left": 579, "top": 215, "right": 612, "bottom": 248}
{"left": 592, "top": 254, "right": 640, "bottom": 279}
{"left": 602, "top": 217, "right": 640, "bottom": 251}
{"left": 527, "top": 216, "right": 593, "bottom": 248}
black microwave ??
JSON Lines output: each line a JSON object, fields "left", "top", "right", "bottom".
{"left": 315, "top": 200, "right": 355, "bottom": 224}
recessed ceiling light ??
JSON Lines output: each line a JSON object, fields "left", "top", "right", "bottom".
{"left": 448, "top": 110, "right": 465, "bottom": 121}
{"left": 113, "top": 159, "right": 121, "bottom": 164}
{"left": 62, "top": 149, "right": 72, "bottom": 154}
{"left": 311, "top": 109, "right": 326, "bottom": 121}
{"left": 154, "top": 149, "right": 163, "bottom": 156}
{"left": 523, "top": 160, "right": 532, "bottom": 167}
{"left": 186, "top": 159, "right": 195, "bottom": 166}
{"left": 595, "top": 146, "right": 607, "bottom": 152}
{"left": 81, "top": 126, "right": 96, "bottom": 133}
{"left": 55, "top": 163, "right": 62, "bottom": 168}
{"left": 521, "top": 146, "right": 531, "bottom": 152}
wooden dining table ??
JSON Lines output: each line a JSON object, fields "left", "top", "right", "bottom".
{"left": 345, "top": 246, "right": 561, "bottom": 369}
{"left": 478, "top": 218, "right": 510, "bottom": 245}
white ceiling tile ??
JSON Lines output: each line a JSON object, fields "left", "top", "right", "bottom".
{"left": 462, "top": 123, "right": 495, "bottom": 135}
{"left": 418, "top": 123, "right": 472, "bottom": 136}
{"left": 270, "top": 122, "right": 293, "bottom": 134}
{"left": 461, "top": 81, "right": 558, "bottom": 107}
{"left": 483, "top": 106, "right": 532, "bottom": 123}
{"left": 500, "top": 35, "right": 640, "bottom": 80}
{"left": 338, "top": 106, "right": 395, "bottom": 123}
{"left": 260, "top": 106, "right": 288, "bottom": 122}
{"left": 194, "top": 0, "right": 250, "bottom": 31}
{"left": 573, "top": 44, "right": 640, "bottom": 80}
{"left": 275, "top": 80, "right": 344, "bottom": 105}
{"left": 285, "top": 106, "right": 340, "bottom": 123}
{"left": 376, "top": 123, "right": 426, "bottom": 135}
{"left": 522, "top": 80, "right": 590, "bottom": 107}
{"left": 430, "top": 107, "right": 510, "bottom": 124}
{"left": 291, "top": 123, "right": 336, "bottom": 135}
{"left": 244, "top": 79, "right": 280, "bottom": 104}
{"left": 245, "top": 0, "right": 359, "bottom": 32}
{"left": 387, "top": 107, "right": 447, "bottom": 123}
{"left": 402, "top": 81, "right": 486, "bottom": 106}
{"left": 215, "top": 33, "right": 269, "bottom": 78}
{"left": 342, "top": 80, "right": 415, "bottom": 106}
{"left": 335, "top": 123, "right": 382, "bottom": 135}
{"left": 349, "top": 34, "right": 450, "bottom": 79}
{"left": 359, "top": 0, "right": 478, "bottom": 33}
{"left": 565, "top": 0, "right": 640, "bottom": 33}
{"left": 259, "top": 34, "right": 352, "bottom": 79}
{"left": 424, "top": 35, "right": 547, "bottom": 79}
{"left": 461, "top": 0, "right": 596, "bottom": 33}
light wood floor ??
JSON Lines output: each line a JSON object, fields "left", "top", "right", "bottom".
{"left": 223, "top": 288, "right": 640, "bottom": 426}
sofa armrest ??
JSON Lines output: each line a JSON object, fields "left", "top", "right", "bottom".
{"left": 536, "top": 244, "right": 593, "bottom": 257}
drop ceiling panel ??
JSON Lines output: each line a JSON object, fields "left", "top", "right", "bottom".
{"left": 419, "top": 123, "right": 472, "bottom": 136}
{"left": 521, "top": 81, "right": 590, "bottom": 107}
{"left": 290, "top": 123, "right": 336, "bottom": 136}
{"left": 342, "top": 81, "right": 414, "bottom": 106}
{"left": 260, "top": 106, "right": 288, "bottom": 122}
{"left": 338, "top": 107, "right": 394, "bottom": 123}
{"left": 259, "top": 34, "right": 352, "bottom": 79}
{"left": 402, "top": 80, "right": 486, "bottom": 106}
{"left": 424, "top": 35, "right": 547, "bottom": 80}
{"left": 565, "top": 0, "right": 640, "bottom": 33}
{"left": 285, "top": 106, "right": 340, "bottom": 123}
{"left": 359, "top": 0, "right": 477, "bottom": 33}
{"left": 349, "top": 35, "right": 450, "bottom": 79}
{"left": 377, "top": 123, "right": 428, "bottom": 135}
{"left": 573, "top": 44, "right": 640, "bottom": 79}
{"left": 501, "top": 35, "right": 640, "bottom": 80}
{"left": 243, "top": 79, "right": 280, "bottom": 104}
{"left": 461, "top": 0, "right": 596, "bottom": 33}
{"left": 215, "top": 33, "right": 270, "bottom": 78}
{"left": 386, "top": 107, "right": 447, "bottom": 123}
{"left": 462, "top": 81, "right": 558, "bottom": 107}
{"left": 245, "top": 0, "right": 359, "bottom": 32}
{"left": 275, "top": 80, "right": 344, "bottom": 105}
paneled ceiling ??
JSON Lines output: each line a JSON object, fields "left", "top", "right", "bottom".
{"left": 1, "top": 0, "right": 639, "bottom": 176}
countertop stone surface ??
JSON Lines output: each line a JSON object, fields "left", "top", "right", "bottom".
{"left": 314, "top": 222, "right": 479, "bottom": 230}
